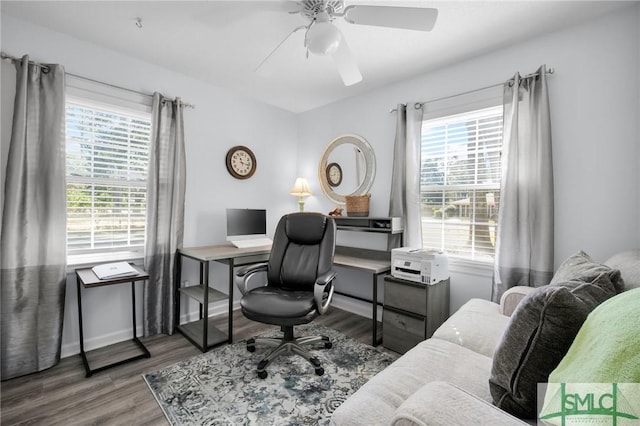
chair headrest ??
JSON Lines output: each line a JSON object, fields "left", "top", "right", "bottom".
{"left": 284, "top": 213, "right": 329, "bottom": 245}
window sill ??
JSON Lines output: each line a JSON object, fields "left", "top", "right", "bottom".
{"left": 67, "top": 251, "right": 144, "bottom": 273}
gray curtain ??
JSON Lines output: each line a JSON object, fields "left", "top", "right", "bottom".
{"left": 143, "top": 93, "right": 186, "bottom": 336}
{"left": 388, "top": 103, "right": 423, "bottom": 249}
{"left": 493, "top": 65, "right": 554, "bottom": 301}
{"left": 1, "top": 56, "right": 67, "bottom": 380}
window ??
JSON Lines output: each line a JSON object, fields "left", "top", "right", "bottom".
{"left": 65, "top": 98, "right": 151, "bottom": 257}
{"left": 420, "top": 105, "right": 503, "bottom": 262}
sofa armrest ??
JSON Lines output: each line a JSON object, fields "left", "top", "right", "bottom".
{"left": 391, "top": 381, "right": 528, "bottom": 426}
{"left": 499, "top": 286, "right": 536, "bottom": 316}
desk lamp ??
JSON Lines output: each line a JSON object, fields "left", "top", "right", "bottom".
{"left": 290, "top": 177, "right": 312, "bottom": 212}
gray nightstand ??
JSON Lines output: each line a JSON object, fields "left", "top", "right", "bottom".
{"left": 383, "top": 275, "right": 450, "bottom": 354}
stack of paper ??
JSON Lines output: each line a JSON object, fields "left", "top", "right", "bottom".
{"left": 92, "top": 262, "right": 139, "bottom": 280}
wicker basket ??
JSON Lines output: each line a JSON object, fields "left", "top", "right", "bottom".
{"left": 345, "top": 193, "right": 371, "bottom": 217}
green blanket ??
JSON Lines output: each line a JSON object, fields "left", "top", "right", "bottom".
{"left": 549, "top": 287, "right": 640, "bottom": 383}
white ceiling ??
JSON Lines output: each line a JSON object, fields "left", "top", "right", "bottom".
{"left": 1, "top": 1, "right": 633, "bottom": 113}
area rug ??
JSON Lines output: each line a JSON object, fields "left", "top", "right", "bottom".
{"left": 143, "top": 324, "right": 397, "bottom": 425}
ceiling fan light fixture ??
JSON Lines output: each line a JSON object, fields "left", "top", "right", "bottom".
{"left": 256, "top": 1, "right": 439, "bottom": 87}
{"left": 306, "top": 21, "right": 341, "bottom": 55}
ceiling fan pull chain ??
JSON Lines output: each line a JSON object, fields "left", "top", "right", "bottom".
{"left": 254, "top": 25, "right": 307, "bottom": 73}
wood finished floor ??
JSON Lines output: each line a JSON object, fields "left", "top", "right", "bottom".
{"left": 1, "top": 308, "right": 388, "bottom": 425}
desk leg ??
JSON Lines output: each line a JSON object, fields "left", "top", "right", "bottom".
{"left": 199, "top": 262, "right": 205, "bottom": 320}
{"left": 372, "top": 273, "right": 378, "bottom": 346}
{"left": 228, "top": 258, "right": 234, "bottom": 343}
{"left": 132, "top": 281, "right": 137, "bottom": 338}
{"left": 174, "top": 253, "right": 182, "bottom": 328}
{"left": 77, "top": 277, "right": 91, "bottom": 377}
{"left": 202, "top": 261, "right": 209, "bottom": 353}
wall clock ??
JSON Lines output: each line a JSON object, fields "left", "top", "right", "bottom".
{"left": 226, "top": 145, "right": 257, "bottom": 179}
{"left": 326, "top": 162, "right": 343, "bottom": 187}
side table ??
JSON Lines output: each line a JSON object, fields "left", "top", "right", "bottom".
{"left": 76, "top": 264, "right": 151, "bottom": 377}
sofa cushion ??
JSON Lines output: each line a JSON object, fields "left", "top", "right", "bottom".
{"left": 550, "top": 250, "right": 624, "bottom": 293}
{"left": 432, "top": 298, "right": 510, "bottom": 357}
{"left": 391, "top": 381, "right": 529, "bottom": 426}
{"left": 331, "top": 338, "right": 493, "bottom": 426}
{"left": 489, "top": 277, "right": 617, "bottom": 419}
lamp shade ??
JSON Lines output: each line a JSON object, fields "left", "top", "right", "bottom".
{"left": 306, "top": 21, "right": 341, "bottom": 55}
{"left": 290, "top": 177, "right": 312, "bottom": 197}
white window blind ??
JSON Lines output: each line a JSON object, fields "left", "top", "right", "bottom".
{"left": 420, "top": 105, "right": 503, "bottom": 262}
{"left": 66, "top": 100, "right": 151, "bottom": 255}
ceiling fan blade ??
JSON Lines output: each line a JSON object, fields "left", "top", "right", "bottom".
{"left": 255, "top": 25, "right": 307, "bottom": 73}
{"left": 330, "top": 35, "right": 362, "bottom": 86}
{"left": 343, "top": 5, "right": 438, "bottom": 31}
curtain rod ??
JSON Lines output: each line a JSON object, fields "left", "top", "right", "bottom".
{"left": 1, "top": 52, "right": 195, "bottom": 109}
{"left": 390, "top": 66, "right": 554, "bottom": 113}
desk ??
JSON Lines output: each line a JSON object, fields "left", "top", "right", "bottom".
{"left": 174, "top": 244, "right": 271, "bottom": 352}
{"left": 333, "top": 246, "right": 391, "bottom": 346}
{"left": 75, "top": 265, "right": 150, "bottom": 377}
{"left": 175, "top": 243, "right": 391, "bottom": 350}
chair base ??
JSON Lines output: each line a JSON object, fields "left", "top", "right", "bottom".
{"left": 247, "top": 326, "right": 332, "bottom": 379}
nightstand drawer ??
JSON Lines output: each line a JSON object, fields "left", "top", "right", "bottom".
{"left": 384, "top": 280, "right": 427, "bottom": 316}
{"left": 383, "top": 309, "right": 426, "bottom": 354}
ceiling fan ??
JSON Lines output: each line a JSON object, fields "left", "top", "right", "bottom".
{"left": 255, "top": 0, "right": 438, "bottom": 86}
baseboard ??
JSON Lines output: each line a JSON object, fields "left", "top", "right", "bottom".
{"left": 61, "top": 300, "right": 241, "bottom": 359}
{"left": 61, "top": 327, "right": 144, "bottom": 358}
{"left": 61, "top": 298, "right": 371, "bottom": 359}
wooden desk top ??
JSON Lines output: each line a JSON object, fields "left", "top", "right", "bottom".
{"left": 177, "top": 243, "right": 390, "bottom": 274}
{"left": 178, "top": 243, "right": 272, "bottom": 262}
{"left": 76, "top": 264, "right": 149, "bottom": 288}
{"left": 334, "top": 246, "right": 391, "bottom": 274}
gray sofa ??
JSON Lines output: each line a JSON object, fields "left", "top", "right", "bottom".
{"left": 331, "top": 250, "right": 640, "bottom": 425}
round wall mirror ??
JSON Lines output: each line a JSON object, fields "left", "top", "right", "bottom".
{"left": 318, "top": 134, "right": 376, "bottom": 205}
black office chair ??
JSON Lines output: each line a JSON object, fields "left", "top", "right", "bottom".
{"left": 235, "top": 212, "right": 336, "bottom": 379}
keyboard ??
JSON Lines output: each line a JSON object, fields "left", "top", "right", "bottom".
{"left": 231, "top": 238, "right": 273, "bottom": 249}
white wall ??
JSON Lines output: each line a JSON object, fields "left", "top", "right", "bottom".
{"left": 1, "top": 15, "right": 299, "bottom": 357}
{"left": 297, "top": 4, "right": 640, "bottom": 313}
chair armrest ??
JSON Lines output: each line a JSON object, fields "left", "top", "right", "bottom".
{"left": 314, "top": 271, "right": 336, "bottom": 315}
{"left": 499, "top": 286, "right": 536, "bottom": 316}
{"left": 234, "top": 262, "right": 268, "bottom": 295}
{"left": 391, "top": 381, "right": 529, "bottom": 426}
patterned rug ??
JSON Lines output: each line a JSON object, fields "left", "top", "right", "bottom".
{"left": 143, "top": 324, "right": 396, "bottom": 425}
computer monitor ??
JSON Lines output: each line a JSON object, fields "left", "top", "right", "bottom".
{"left": 226, "top": 208, "right": 267, "bottom": 242}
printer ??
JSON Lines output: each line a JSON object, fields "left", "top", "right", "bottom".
{"left": 391, "top": 247, "right": 449, "bottom": 285}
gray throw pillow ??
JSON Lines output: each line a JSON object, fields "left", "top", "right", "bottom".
{"left": 550, "top": 250, "right": 624, "bottom": 293}
{"left": 489, "top": 276, "right": 617, "bottom": 419}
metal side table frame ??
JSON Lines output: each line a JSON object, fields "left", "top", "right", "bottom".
{"left": 75, "top": 265, "right": 151, "bottom": 377}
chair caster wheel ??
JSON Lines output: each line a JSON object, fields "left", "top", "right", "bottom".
{"left": 247, "top": 338, "right": 256, "bottom": 352}
{"left": 315, "top": 367, "right": 324, "bottom": 376}
{"left": 324, "top": 342, "right": 332, "bottom": 349}
{"left": 258, "top": 370, "right": 268, "bottom": 379}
